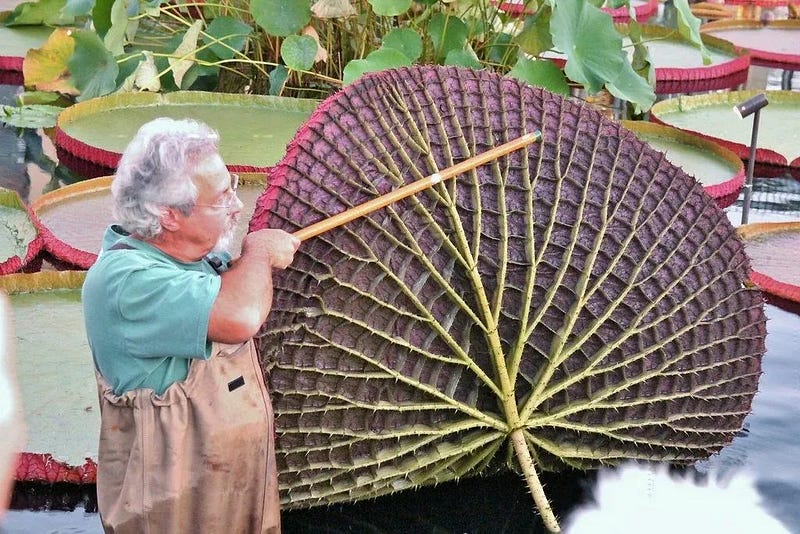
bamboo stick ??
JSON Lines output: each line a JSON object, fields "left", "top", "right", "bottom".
{"left": 293, "top": 130, "right": 543, "bottom": 241}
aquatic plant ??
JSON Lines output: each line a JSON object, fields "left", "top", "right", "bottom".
{"left": 250, "top": 65, "right": 766, "bottom": 532}
{"left": 3, "top": 0, "right": 709, "bottom": 112}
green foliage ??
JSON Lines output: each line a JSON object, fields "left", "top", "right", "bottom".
{"left": 0, "top": 103, "right": 62, "bottom": 128}
{"left": 251, "top": 0, "right": 311, "bottom": 37}
{"left": 69, "top": 29, "right": 118, "bottom": 101}
{"left": 281, "top": 35, "right": 318, "bottom": 71}
{"left": 368, "top": 0, "right": 411, "bottom": 17}
{"left": 3, "top": 0, "right": 74, "bottom": 26}
{"left": 6, "top": 0, "right": 708, "bottom": 112}
{"left": 382, "top": 28, "right": 423, "bottom": 62}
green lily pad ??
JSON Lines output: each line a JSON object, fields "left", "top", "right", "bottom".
{"left": 701, "top": 19, "right": 800, "bottom": 69}
{"left": 651, "top": 90, "right": 800, "bottom": 170}
{"left": 0, "top": 271, "right": 98, "bottom": 482}
{"left": 620, "top": 120, "right": 744, "bottom": 207}
{"left": 0, "top": 24, "right": 54, "bottom": 70}
{"left": 31, "top": 174, "right": 267, "bottom": 268}
{"left": 738, "top": 221, "right": 800, "bottom": 304}
{"left": 54, "top": 91, "right": 319, "bottom": 173}
{"left": 0, "top": 188, "right": 43, "bottom": 274}
{"left": 616, "top": 24, "right": 749, "bottom": 94}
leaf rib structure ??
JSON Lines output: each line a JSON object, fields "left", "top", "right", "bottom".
{"left": 252, "top": 66, "right": 766, "bottom": 523}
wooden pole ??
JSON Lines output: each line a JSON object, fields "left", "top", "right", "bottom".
{"left": 293, "top": 130, "right": 543, "bottom": 241}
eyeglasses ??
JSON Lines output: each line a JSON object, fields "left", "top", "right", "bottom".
{"left": 195, "top": 173, "right": 240, "bottom": 211}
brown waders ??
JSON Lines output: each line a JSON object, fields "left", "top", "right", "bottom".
{"left": 95, "top": 340, "right": 280, "bottom": 533}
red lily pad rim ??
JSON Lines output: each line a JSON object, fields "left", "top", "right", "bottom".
{"left": 492, "top": 0, "right": 659, "bottom": 21}
{"left": 30, "top": 177, "right": 114, "bottom": 270}
{"left": 650, "top": 90, "right": 800, "bottom": 170}
{"left": 0, "top": 189, "right": 44, "bottom": 275}
{"left": 32, "top": 173, "right": 269, "bottom": 269}
{"left": 723, "top": 0, "right": 797, "bottom": 6}
{"left": 701, "top": 19, "right": 800, "bottom": 70}
{"left": 619, "top": 120, "right": 745, "bottom": 208}
{"left": 616, "top": 23, "right": 751, "bottom": 94}
{"left": 55, "top": 91, "right": 320, "bottom": 172}
{"left": 0, "top": 270, "right": 94, "bottom": 483}
{"left": 738, "top": 221, "right": 800, "bottom": 304}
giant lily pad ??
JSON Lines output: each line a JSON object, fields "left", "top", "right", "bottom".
{"left": 31, "top": 173, "right": 267, "bottom": 268}
{"left": 738, "top": 221, "right": 800, "bottom": 303}
{"left": 620, "top": 120, "right": 744, "bottom": 208}
{"left": 651, "top": 91, "right": 800, "bottom": 172}
{"left": 701, "top": 20, "right": 800, "bottom": 70}
{"left": 0, "top": 188, "right": 43, "bottom": 274}
{"left": 616, "top": 24, "right": 750, "bottom": 94}
{"left": 54, "top": 91, "right": 319, "bottom": 177}
{"left": 0, "top": 22, "right": 53, "bottom": 72}
{"left": 0, "top": 270, "right": 98, "bottom": 484}
{"left": 250, "top": 65, "right": 766, "bottom": 529}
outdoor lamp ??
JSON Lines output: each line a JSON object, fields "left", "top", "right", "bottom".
{"left": 733, "top": 93, "right": 769, "bottom": 225}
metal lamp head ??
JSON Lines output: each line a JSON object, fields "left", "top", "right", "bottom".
{"left": 733, "top": 93, "right": 769, "bottom": 119}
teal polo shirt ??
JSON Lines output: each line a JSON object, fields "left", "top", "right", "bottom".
{"left": 82, "top": 225, "right": 225, "bottom": 395}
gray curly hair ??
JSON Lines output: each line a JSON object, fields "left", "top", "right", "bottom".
{"left": 111, "top": 117, "right": 220, "bottom": 239}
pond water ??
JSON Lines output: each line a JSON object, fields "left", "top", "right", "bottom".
{"left": 1, "top": 75, "right": 800, "bottom": 533}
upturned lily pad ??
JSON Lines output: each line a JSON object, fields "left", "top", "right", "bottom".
{"left": 620, "top": 120, "right": 744, "bottom": 208}
{"left": 0, "top": 188, "right": 43, "bottom": 274}
{"left": 250, "top": 65, "right": 766, "bottom": 528}
{"left": 54, "top": 91, "right": 318, "bottom": 177}
{"left": 31, "top": 174, "right": 267, "bottom": 268}
{"left": 616, "top": 24, "right": 750, "bottom": 94}
{"left": 651, "top": 90, "right": 800, "bottom": 171}
{"left": 738, "top": 221, "right": 800, "bottom": 303}
{"left": 701, "top": 19, "right": 800, "bottom": 70}
{"left": 0, "top": 270, "right": 98, "bottom": 484}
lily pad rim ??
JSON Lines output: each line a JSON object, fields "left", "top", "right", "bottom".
{"left": 738, "top": 220, "right": 800, "bottom": 303}
{"left": 700, "top": 19, "right": 800, "bottom": 69}
{"left": 650, "top": 90, "right": 800, "bottom": 169}
{"left": 619, "top": 119, "right": 744, "bottom": 206}
{"left": 55, "top": 91, "right": 321, "bottom": 171}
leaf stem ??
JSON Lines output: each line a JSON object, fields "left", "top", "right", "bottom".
{"left": 510, "top": 428, "right": 561, "bottom": 533}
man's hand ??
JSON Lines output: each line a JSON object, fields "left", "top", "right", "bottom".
{"left": 210, "top": 229, "right": 300, "bottom": 342}
{"left": 241, "top": 229, "right": 300, "bottom": 270}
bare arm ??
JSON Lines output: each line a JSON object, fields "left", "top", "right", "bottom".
{"left": 207, "top": 229, "right": 299, "bottom": 343}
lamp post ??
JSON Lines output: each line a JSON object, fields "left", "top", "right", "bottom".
{"left": 733, "top": 93, "right": 769, "bottom": 225}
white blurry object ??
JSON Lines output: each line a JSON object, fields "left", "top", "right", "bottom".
{"left": 564, "top": 463, "right": 789, "bottom": 534}
{"left": 0, "top": 293, "right": 23, "bottom": 519}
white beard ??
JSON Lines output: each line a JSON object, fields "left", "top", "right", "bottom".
{"left": 212, "top": 217, "right": 238, "bottom": 254}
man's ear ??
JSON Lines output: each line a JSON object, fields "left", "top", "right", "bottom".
{"left": 160, "top": 207, "right": 183, "bottom": 232}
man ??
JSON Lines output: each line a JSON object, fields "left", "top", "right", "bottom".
{"left": 82, "top": 117, "right": 299, "bottom": 533}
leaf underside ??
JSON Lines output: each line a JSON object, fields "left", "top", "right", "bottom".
{"left": 251, "top": 66, "right": 766, "bottom": 510}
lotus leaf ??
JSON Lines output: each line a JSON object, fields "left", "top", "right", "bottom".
{"left": 251, "top": 65, "right": 766, "bottom": 531}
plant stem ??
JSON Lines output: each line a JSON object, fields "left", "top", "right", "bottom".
{"left": 510, "top": 428, "right": 561, "bottom": 533}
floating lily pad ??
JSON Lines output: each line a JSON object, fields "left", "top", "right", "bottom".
{"left": 538, "top": 24, "right": 749, "bottom": 94}
{"left": 0, "top": 270, "right": 98, "bottom": 484}
{"left": 0, "top": 23, "right": 53, "bottom": 71}
{"left": 738, "top": 221, "right": 800, "bottom": 303}
{"left": 701, "top": 19, "right": 800, "bottom": 70}
{"left": 31, "top": 174, "right": 267, "bottom": 268}
{"left": 616, "top": 24, "right": 750, "bottom": 94}
{"left": 651, "top": 91, "right": 800, "bottom": 171}
{"left": 620, "top": 120, "right": 744, "bottom": 208}
{"left": 0, "top": 188, "right": 43, "bottom": 274}
{"left": 54, "top": 91, "right": 318, "bottom": 177}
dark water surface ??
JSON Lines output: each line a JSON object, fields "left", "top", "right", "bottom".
{"left": 1, "top": 79, "right": 799, "bottom": 533}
